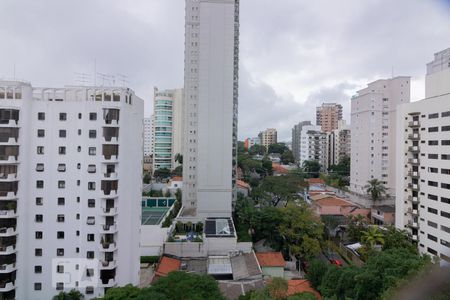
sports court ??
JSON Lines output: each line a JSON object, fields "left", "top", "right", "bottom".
{"left": 141, "top": 197, "right": 176, "bottom": 225}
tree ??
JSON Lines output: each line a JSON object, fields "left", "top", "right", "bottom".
{"left": 249, "top": 144, "right": 266, "bottom": 156}
{"left": 143, "top": 173, "right": 151, "bottom": 184}
{"left": 281, "top": 150, "right": 295, "bottom": 164}
{"left": 287, "top": 292, "right": 317, "bottom": 300}
{"left": 361, "top": 226, "right": 385, "bottom": 249}
{"left": 302, "top": 160, "right": 321, "bottom": 178}
{"left": 267, "top": 277, "right": 288, "bottom": 300}
{"left": 382, "top": 226, "right": 417, "bottom": 254}
{"left": 174, "top": 153, "right": 183, "bottom": 164}
{"left": 278, "top": 203, "right": 323, "bottom": 259}
{"left": 268, "top": 143, "right": 288, "bottom": 154}
{"left": 153, "top": 168, "right": 171, "bottom": 179}
{"left": 53, "top": 289, "right": 84, "bottom": 300}
{"left": 306, "top": 260, "right": 330, "bottom": 289}
{"left": 346, "top": 214, "right": 368, "bottom": 242}
{"left": 171, "top": 165, "right": 183, "bottom": 177}
{"left": 238, "top": 141, "right": 246, "bottom": 153}
{"left": 258, "top": 175, "right": 305, "bottom": 207}
{"left": 364, "top": 179, "right": 387, "bottom": 202}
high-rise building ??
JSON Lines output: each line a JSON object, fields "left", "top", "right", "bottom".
{"left": 143, "top": 117, "right": 153, "bottom": 163}
{"left": 152, "top": 88, "right": 183, "bottom": 171}
{"left": 259, "top": 128, "right": 277, "bottom": 149}
{"left": 316, "top": 103, "right": 343, "bottom": 132}
{"left": 326, "top": 120, "right": 351, "bottom": 168}
{"left": 395, "top": 48, "right": 450, "bottom": 261}
{"left": 350, "top": 77, "right": 410, "bottom": 198}
{"left": 299, "top": 125, "right": 327, "bottom": 168}
{"left": 292, "top": 121, "right": 312, "bottom": 163}
{"left": 181, "top": 0, "right": 239, "bottom": 220}
{"left": 0, "top": 80, "right": 143, "bottom": 299}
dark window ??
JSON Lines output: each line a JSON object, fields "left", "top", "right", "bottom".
{"left": 37, "top": 129, "right": 45, "bottom": 137}
{"left": 37, "top": 146, "right": 44, "bottom": 154}
{"left": 89, "top": 147, "right": 96, "bottom": 155}
{"left": 56, "top": 282, "right": 64, "bottom": 290}
{"left": 441, "top": 169, "right": 450, "bottom": 175}
{"left": 78, "top": 113, "right": 82, "bottom": 119}
{"left": 59, "top": 113, "right": 67, "bottom": 121}
{"left": 428, "top": 221, "right": 438, "bottom": 228}
{"left": 428, "top": 194, "right": 438, "bottom": 201}
{"left": 442, "top": 126, "right": 450, "bottom": 131}
{"left": 38, "top": 112, "right": 45, "bottom": 120}
{"left": 442, "top": 111, "right": 450, "bottom": 117}
{"left": 36, "top": 197, "right": 43, "bottom": 206}
{"left": 57, "top": 197, "right": 65, "bottom": 205}
{"left": 35, "top": 231, "right": 43, "bottom": 239}
{"left": 86, "top": 268, "right": 94, "bottom": 277}
{"left": 36, "top": 163, "right": 44, "bottom": 172}
{"left": 428, "top": 247, "right": 437, "bottom": 255}
{"left": 429, "top": 140, "right": 438, "bottom": 145}
{"left": 442, "top": 154, "right": 450, "bottom": 160}
{"left": 443, "top": 140, "right": 450, "bottom": 146}
{"left": 428, "top": 234, "right": 438, "bottom": 242}
{"left": 429, "top": 127, "right": 439, "bottom": 132}
{"left": 87, "top": 234, "right": 95, "bottom": 242}
{"left": 89, "top": 113, "right": 97, "bottom": 121}
{"left": 442, "top": 197, "right": 450, "bottom": 204}
{"left": 428, "top": 207, "right": 438, "bottom": 214}
{"left": 442, "top": 183, "right": 450, "bottom": 190}
{"left": 57, "top": 214, "right": 65, "bottom": 222}
{"left": 428, "top": 154, "right": 438, "bottom": 159}
{"left": 429, "top": 167, "right": 438, "bottom": 173}
{"left": 57, "top": 248, "right": 64, "bottom": 256}
{"left": 428, "top": 181, "right": 438, "bottom": 187}
{"left": 442, "top": 225, "right": 450, "bottom": 233}
{"left": 58, "top": 147, "right": 66, "bottom": 155}
{"left": 86, "top": 251, "right": 94, "bottom": 259}
{"left": 59, "top": 130, "right": 66, "bottom": 138}
{"left": 34, "top": 283, "right": 42, "bottom": 291}
{"left": 86, "top": 287, "right": 94, "bottom": 294}
{"left": 88, "top": 182, "right": 95, "bottom": 190}
{"left": 58, "top": 181, "right": 65, "bottom": 189}
{"left": 34, "top": 266, "right": 42, "bottom": 273}
{"left": 441, "top": 211, "right": 450, "bottom": 219}
{"left": 57, "top": 231, "right": 64, "bottom": 239}
{"left": 35, "top": 248, "right": 42, "bottom": 256}
{"left": 429, "top": 113, "right": 439, "bottom": 119}
{"left": 35, "top": 214, "right": 43, "bottom": 222}
{"left": 89, "top": 130, "right": 96, "bottom": 138}
{"left": 36, "top": 180, "right": 44, "bottom": 188}
{"left": 88, "top": 199, "right": 95, "bottom": 208}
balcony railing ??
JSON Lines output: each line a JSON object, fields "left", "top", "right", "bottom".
{"left": 0, "top": 281, "right": 15, "bottom": 292}
{"left": 408, "top": 121, "right": 420, "bottom": 127}
{"left": 407, "top": 183, "right": 420, "bottom": 191}
{"left": 407, "top": 221, "right": 419, "bottom": 228}
{"left": 408, "top": 171, "right": 420, "bottom": 178}
{"left": 0, "top": 263, "right": 16, "bottom": 273}
{"left": 408, "top": 146, "right": 419, "bottom": 153}
{"left": 0, "top": 228, "right": 16, "bottom": 236}
{"left": 0, "top": 211, "right": 16, "bottom": 218}
{"left": 100, "top": 260, "right": 116, "bottom": 269}
{"left": 407, "top": 196, "right": 419, "bottom": 204}
{"left": 408, "top": 133, "right": 420, "bottom": 140}
{"left": 407, "top": 208, "right": 419, "bottom": 216}
{"left": 408, "top": 158, "right": 420, "bottom": 165}
{"left": 0, "top": 245, "right": 15, "bottom": 255}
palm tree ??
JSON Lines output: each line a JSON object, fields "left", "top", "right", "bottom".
{"left": 362, "top": 226, "right": 385, "bottom": 249}
{"left": 364, "top": 179, "right": 387, "bottom": 201}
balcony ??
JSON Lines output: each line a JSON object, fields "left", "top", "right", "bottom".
{"left": 103, "top": 109, "right": 120, "bottom": 125}
{"left": 408, "top": 158, "right": 420, "bottom": 165}
{"left": 0, "top": 192, "right": 17, "bottom": 201}
{"left": 99, "top": 260, "right": 116, "bottom": 270}
{"left": 0, "top": 129, "right": 19, "bottom": 144}
{"left": 103, "top": 128, "right": 119, "bottom": 143}
{"left": 407, "top": 183, "right": 420, "bottom": 191}
{"left": 99, "top": 242, "right": 117, "bottom": 252}
{"left": 0, "top": 246, "right": 15, "bottom": 256}
{"left": 407, "top": 196, "right": 419, "bottom": 204}
{"left": 101, "top": 207, "right": 117, "bottom": 216}
{"left": 103, "top": 172, "right": 118, "bottom": 180}
{"left": 408, "top": 171, "right": 420, "bottom": 178}
{"left": 0, "top": 174, "right": 17, "bottom": 182}
{"left": 102, "top": 155, "right": 118, "bottom": 163}
{"left": 412, "top": 235, "right": 418, "bottom": 241}
{"left": 408, "top": 146, "right": 419, "bottom": 153}
{"left": 0, "top": 228, "right": 16, "bottom": 237}
{"left": 0, "top": 281, "right": 15, "bottom": 292}
{"left": 100, "top": 224, "right": 117, "bottom": 234}
{"left": 0, "top": 120, "right": 19, "bottom": 128}
{"left": 407, "top": 208, "right": 419, "bottom": 216}
{"left": 408, "top": 133, "right": 420, "bottom": 140}
{"left": 0, "top": 211, "right": 16, "bottom": 219}
{"left": 0, "top": 156, "right": 18, "bottom": 164}
{"left": 408, "top": 121, "right": 420, "bottom": 127}
{"left": 99, "top": 278, "right": 116, "bottom": 288}
{"left": 407, "top": 221, "right": 419, "bottom": 228}
{"left": 0, "top": 263, "right": 16, "bottom": 274}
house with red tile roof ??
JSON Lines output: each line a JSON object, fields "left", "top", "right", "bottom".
{"left": 255, "top": 252, "right": 285, "bottom": 278}
{"left": 236, "top": 180, "right": 251, "bottom": 197}
{"left": 288, "top": 279, "right": 322, "bottom": 299}
{"left": 272, "top": 163, "right": 289, "bottom": 176}
{"left": 154, "top": 256, "right": 181, "bottom": 279}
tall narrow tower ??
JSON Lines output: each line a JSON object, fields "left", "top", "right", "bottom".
{"left": 182, "top": 0, "right": 239, "bottom": 220}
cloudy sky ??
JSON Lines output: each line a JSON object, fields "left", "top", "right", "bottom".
{"left": 1, "top": 0, "right": 449, "bottom": 141}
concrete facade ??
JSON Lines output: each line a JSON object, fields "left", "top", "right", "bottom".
{"left": 350, "top": 77, "right": 411, "bottom": 197}
{"left": 316, "top": 103, "right": 343, "bottom": 132}
{"left": 292, "top": 121, "right": 312, "bottom": 163}
{"left": 182, "top": 0, "right": 239, "bottom": 220}
{"left": 327, "top": 120, "right": 350, "bottom": 168}
{"left": 395, "top": 48, "right": 450, "bottom": 262}
{"left": 143, "top": 117, "right": 153, "bottom": 163}
{"left": 0, "top": 81, "right": 143, "bottom": 299}
{"left": 259, "top": 128, "right": 277, "bottom": 149}
{"left": 299, "top": 125, "right": 327, "bottom": 169}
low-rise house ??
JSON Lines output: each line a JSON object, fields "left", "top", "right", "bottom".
{"left": 236, "top": 180, "right": 251, "bottom": 197}
{"left": 312, "top": 196, "right": 370, "bottom": 219}
{"left": 272, "top": 163, "right": 289, "bottom": 176}
{"left": 371, "top": 205, "right": 395, "bottom": 225}
{"left": 154, "top": 256, "right": 181, "bottom": 279}
{"left": 255, "top": 252, "right": 285, "bottom": 278}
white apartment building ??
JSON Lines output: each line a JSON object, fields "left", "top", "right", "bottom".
{"left": 292, "top": 121, "right": 312, "bottom": 163}
{"left": 152, "top": 88, "right": 183, "bottom": 171}
{"left": 143, "top": 117, "right": 153, "bottom": 161}
{"left": 0, "top": 80, "right": 143, "bottom": 299}
{"left": 259, "top": 128, "right": 277, "bottom": 149}
{"left": 350, "top": 77, "right": 410, "bottom": 197}
{"left": 327, "top": 120, "right": 351, "bottom": 168}
{"left": 395, "top": 48, "right": 450, "bottom": 261}
{"left": 182, "top": 0, "right": 239, "bottom": 220}
{"left": 299, "top": 125, "right": 327, "bottom": 169}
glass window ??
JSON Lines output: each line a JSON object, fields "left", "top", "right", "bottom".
{"left": 89, "top": 113, "right": 97, "bottom": 121}
{"left": 59, "top": 130, "right": 66, "bottom": 138}
{"left": 59, "top": 113, "right": 67, "bottom": 121}
{"left": 38, "top": 112, "right": 45, "bottom": 120}
{"left": 37, "top": 129, "right": 45, "bottom": 137}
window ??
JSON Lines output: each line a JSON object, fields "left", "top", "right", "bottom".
{"left": 36, "top": 197, "right": 43, "bottom": 206}
{"left": 428, "top": 140, "right": 438, "bottom": 145}
{"left": 443, "top": 126, "right": 450, "bottom": 131}
{"left": 89, "top": 130, "right": 96, "bottom": 138}
{"left": 57, "top": 197, "right": 65, "bottom": 205}
{"left": 37, "top": 146, "right": 44, "bottom": 154}
{"left": 34, "top": 283, "right": 42, "bottom": 291}
{"left": 442, "top": 111, "right": 450, "bottom": 117}
{"left": 77, "top": 146, "right": 81, "bottom": 152}
{"left": 58, "top": 181, "right": 65, "bottom": 189}
{"left": 57, "top": 231, "right": 64, "bottom": 239}
{"left": 59, "top": 130, "right": 66, "bottom": 138}
{"left": 88, "top": 199, "right": 95, "bottom": 207}
{"left": 58, "top": 147, "right": 66, "bottom": 155}
{"left": 429, "top": 113, "right": 439, "bottom": 119}
{"left": 88, "top": 147, "right": 96, "bottom": 155}
{"left": 36, "top": 163, "right": 44, "bottom": 172}
{"left": 56, "top": 248, "right": 64, "bottom": 256}
{"left": 442, "top": 211, "right": 450, "bottom": 219}
{"left": 36, "top": 180, "right": 44, "bottom": 188}
{"left": 78, "top": 129, "right": 82, "bottom": 136}
{"left": 442, "top": 197, "right": 450, "bottom": 204}
{"left": 89, "top": 113, "right": 97, "bottom": 120}
{"left": 428, "top": 181, "right": 438, "bottom": 187}
{"left": 57, "top": 164, "right": 66, "bottom": 172}
{"left": 428, "top": 154, "right": 438, "bottom": 159}
{"left": 56, "top": 265, "right": 64, "bottom": 273}
{"left": 428, "top": 207, "right": 438, "bottom": 214}
{"left": 34, "top": 266, "right": 42, "bottom": 273}
{"left": 442, "top": 225, "right": 450, "bottom": 233}
{"left": 428, "top": 194, "right": 438, "bottom": 201}
{"left": 443, "top": 169, "right": 450, "bottom": 175}
{"left": 443, "top": 140, "right": 450, "bottom": 146}
{"left": 59, "top": 113, "right": 67, "bottom": 121}
{"left": 429, "top": 167, "right": 438, "bottom": 173}
{"left": 442, "top": 154, "right": 450, "bottom": 160}
{"left": 56, "top": 282, "right": 64, "bottom": 290}
{"left": 86, "top": 287, "right": 94, "bottom": 295}
{"left": 35, "top": 231, "right": 43, "bottom": 239}
{"left": 38, "top": 112, "right": 45, "bottom": 120}
{"left": 35, "top": 214, "right": 43, "bottom": 222}
{"left": 428, "top": 234, "right": 438, "bottom": 242}
{"left": 35, "top": 248, "right": 42, "bottom": 256}
{"left": 442, "top": 183, "right": 450, "bottom": 190}
{"left": 57, "top": 214, "right": 65, "bottom": 222}
{"left": 87, "top": 234, "right": 95, "bottom": 242}
{"left": 428, "top": 221, "right": 438, "bottom": 228}
{"left": 428, "top": 127, "right": 439, "bottom": 132}
{"left": 78, "top": 113, "right": 82, "bottom": 119}
{"left": 88, "top": 182, "right": 96, "bottom": 190}
{"left": 86, "top": 251, "right": 94, "bottom": 259}
{"left": 86, "top": 268, "right": 94, "bottom": 277}
{"left": 86, "top": 216, "right": 95, "bottom": 225}
{"left": 87, "top": 165, "right": 96, "bottom": 173}
{"left": 37, "top": 129, "right": 45, "bottom": 137}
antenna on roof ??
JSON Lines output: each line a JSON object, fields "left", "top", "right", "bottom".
{"left": 74, "top": 73, "right": 92, "bottom": 86}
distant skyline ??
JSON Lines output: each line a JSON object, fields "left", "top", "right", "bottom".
{"left": 1, "top": 0, "right": 450, "bottom": 140}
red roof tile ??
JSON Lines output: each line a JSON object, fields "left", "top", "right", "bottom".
{"left": 288, "top": 280, "right": 322, "bottom": 299}
{"left": 307, "top": 178, "right": 325, "bottom": 185}
{"left": 171, "top": 176, "right": 182, "bottom": 181}
{"left": 155, "top": 256, "right": 181, "bottom": 277}
{"left": 315, "top": 197, "right": 354, "bottom": 207}
{"left": 237, "top": 180, "right": 251, "bottom": 189}
{"left": 256, "top": 252, "right": 285, "bottom": 267}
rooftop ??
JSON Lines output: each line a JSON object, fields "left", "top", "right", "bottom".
{"left": 372, "top": 205, "right": 395, "bottom": 213}
{"left": 205, "top": 218, "right": 235, "bottom": 238}
{"left": 287, "top": 279, "right": 322, "bottom": 299}
{"left": 230, "top": 252, "right": 262, "bottom": 280}
{"left": 315, "top": 197, "right": 354, "bottom": 207}
{"left": 155, "top": 256, "right": 181, "bottom": 277}
{"left": 307, "top": 178, "right": 325, "bottom": 185}
{"left": 141, "top": 197, "right": 175, "bottom": 225}
{"left": 255, "top": 252, "right": 285, "bottom": 267}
